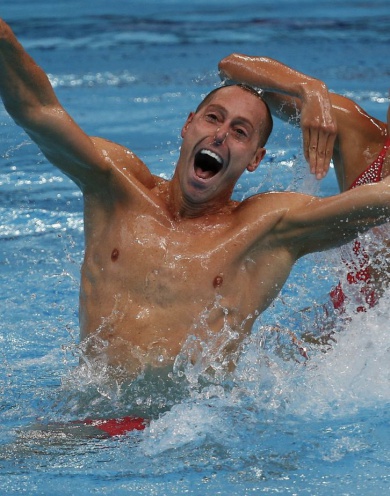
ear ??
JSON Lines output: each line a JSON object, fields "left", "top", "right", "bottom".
{"left": 181, "top": 112, "right": 195, "bottom": 138}
{"left": 246, "top": 147, "right": 266, "bottom": 172}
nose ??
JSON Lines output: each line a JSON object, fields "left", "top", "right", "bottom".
{"left": 213, "top": 127, "right": 228, "bottom": 145}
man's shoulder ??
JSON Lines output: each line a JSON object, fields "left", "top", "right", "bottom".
{"left": 238, "top": 190, "right": 302, "bottom": 210}
{"left": 90, "top": 136, "right": 137, "bottom": 162}
{"left": 90, "top": 136, "right": 156, "bottom": 189}
{"left": 232, "top": 190, "right": 309, "bottom": 228}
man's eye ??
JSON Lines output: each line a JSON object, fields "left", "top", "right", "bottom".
{"left": 206, "top": 113, "right": 218, "bottom": 122}
{"left": 235, "top": 128, "right": 248, "bottom": 138}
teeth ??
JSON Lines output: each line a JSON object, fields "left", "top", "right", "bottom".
{"left": 200, "top": 149, "right": 222, "bottom": 164}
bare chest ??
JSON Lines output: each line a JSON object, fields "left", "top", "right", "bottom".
{"left": 80, "top": 200, "right": 294, "bottom": 371}
{"left": 105, "top": 215, "right": 236, "bottom": 299}
{"left": 84, "top": 212, "right": 243, "bottom": 308}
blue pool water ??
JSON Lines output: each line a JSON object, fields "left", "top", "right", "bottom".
{"left": 1, "top": 1, "right": 389, "bottom": 494}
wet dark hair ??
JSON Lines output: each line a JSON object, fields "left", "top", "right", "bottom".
{"left": 195, "top": 83, "right": 273, "bottom": 147}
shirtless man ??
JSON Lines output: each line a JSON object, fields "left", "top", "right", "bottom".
{"left": 219, "top": 54, "right": 390, "bottom": 311}
{"left": 1, "top": 19, "right": 390, "bottom": 382}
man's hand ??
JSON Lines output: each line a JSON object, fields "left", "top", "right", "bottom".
{"left": 300, "top": 83, "right": 337, "bottom": 179}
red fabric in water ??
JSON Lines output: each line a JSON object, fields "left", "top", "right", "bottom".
{"left": 82, "top": 416, "right": 148, "bottom": 436}
{"left": 330, "top": 137, "right": 390, "bottom": 312}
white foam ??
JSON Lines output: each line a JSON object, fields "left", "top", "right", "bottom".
{"left": 290, "top": 292, "right": 390, "bottom": 417}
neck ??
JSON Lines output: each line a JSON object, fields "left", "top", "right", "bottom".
{"left": 163, "top": 177, "right": 234, "bottom": 220}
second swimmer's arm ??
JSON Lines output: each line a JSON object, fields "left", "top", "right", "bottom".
{"left": 219, "top": 54, "right": 337, "bottom": 179}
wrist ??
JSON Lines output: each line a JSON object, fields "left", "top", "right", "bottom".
{"left": 299, "top": 79, "right": 329, "bottom": 104}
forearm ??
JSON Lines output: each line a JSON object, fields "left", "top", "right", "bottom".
{"left": 219, "top": 54, "right": 337, "bottom": 179}
{"left": 219, "top": 54, "right": 327, "bottom": 106}
{"left": 0, "top": 19, "right": 110, "bottom": 187}
{"left": 0, "top": 19, "right": 58, "bottom": 127}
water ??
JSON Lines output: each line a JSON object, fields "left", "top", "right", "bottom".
{"left": 1, "top": 0, "right": 389, "bottom": 494}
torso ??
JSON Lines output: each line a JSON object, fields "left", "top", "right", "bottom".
{"left": 331, "top": 115, "right": 390, "bottom": 309}
{"left": 78, "top": 161, "right": 295, "bottom": 377}
{"left": 332, "top": 112, "right": 389, "bottom": 191}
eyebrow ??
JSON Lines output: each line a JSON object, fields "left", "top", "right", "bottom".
{"left": 203, "top": 103, "right": 256, "bottom": 132}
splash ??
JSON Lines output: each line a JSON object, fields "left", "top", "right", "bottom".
{"left": 296, "top": 292, "right": 390, "bottom": 417}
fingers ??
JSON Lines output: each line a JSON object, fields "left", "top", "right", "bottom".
{"left": 300, "top": 90, "right": 337, "bottom": 179}
{"left": 303, "top": 128, "right": 335, "bottom": 180}
{"left": 318, "top": 126, "right": 336, "bottom": 178}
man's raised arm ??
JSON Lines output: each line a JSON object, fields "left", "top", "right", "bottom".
{"left": 219, "top": 54, "right": 337, "bottom": 179}
{"left": 274, "top": 176, "right": 390, "bottom": 259}
{"left": 0, "top": 19, "right": 109, "bottom": 190}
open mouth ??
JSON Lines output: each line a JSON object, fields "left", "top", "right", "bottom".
{"left": 194, "top": 149, "right": 223, "bottom": 180}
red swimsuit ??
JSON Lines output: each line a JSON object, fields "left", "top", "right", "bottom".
{"left": 330, "top": 137, "right": 390, "bottom": 312}
{"left": 78, "top": 416, "right": 148, "bottom": 436}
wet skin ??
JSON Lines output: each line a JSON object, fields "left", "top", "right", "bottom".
{"left": 78, "top": 86, "right": 288, "bottom": 376}
{"left": 2, "top": 21, "right": 390, "bottom": 381}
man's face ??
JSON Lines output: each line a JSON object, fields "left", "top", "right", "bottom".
{"left": 176, "top": 86, "right": 267, "bottom": 207}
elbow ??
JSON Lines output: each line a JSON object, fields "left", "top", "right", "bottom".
{"left": 2, "top": 100, "right": 24, "bottom": 127}
{"left": 6, "top": 103, "right": 53, "bottom": 137}
{"left": 218, "top": 53, "right": 235, "bottom": 78}
{"left": 219, "top": 53, "right": 271, "bottom": 69}
{"left": 4, "top": 100, "right": 35, "bottom": 129}
{"left": 218, "top": 53, "right": 245, "bottom": 78}
{"left": 219, "top": 54, "right": 273, "bottom": 87}
{"left": 0, "top": 19, "right": 14, "bottom": 45}
{"left": 219, "top": 52, "right": 240, "bottom": 67}
{"left": 0, "top": 18, "right": 7, "bottom": 38}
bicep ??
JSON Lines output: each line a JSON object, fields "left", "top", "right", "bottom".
{"left": 276, "top": 187, "right": 389, "bottom": 257}
{"left": 330, "top": 93, "right": 382, "bottom": 146}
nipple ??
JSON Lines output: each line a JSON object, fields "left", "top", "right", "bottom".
{"left": 213, "top": 273, "right": 223, "bottom": 288}
{"left": 111, "top": 248, "right": 119, "bottom": 261}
